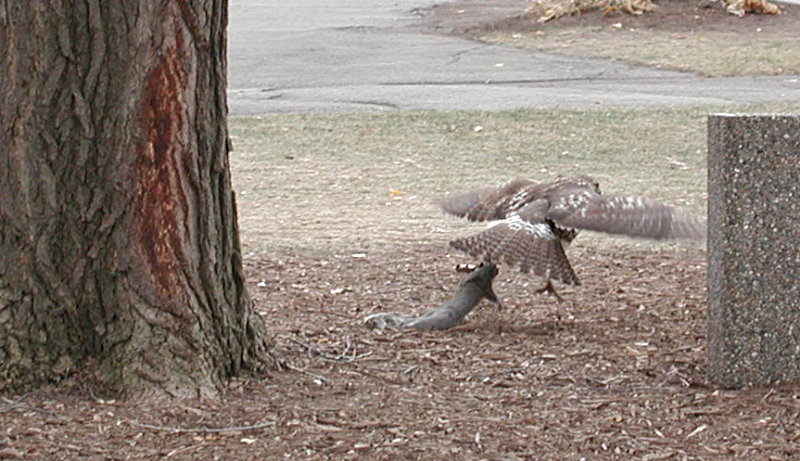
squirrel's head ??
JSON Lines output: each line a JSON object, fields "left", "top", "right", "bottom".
{"left": 458, "top": 263, "right": 500, "bottom": 302}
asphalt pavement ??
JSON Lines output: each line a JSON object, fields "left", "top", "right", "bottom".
{"left": 227, "top": 0, "right": 800, "bottom": 114}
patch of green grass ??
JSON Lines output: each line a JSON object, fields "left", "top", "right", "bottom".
{"left": 228, "top": 104, "right": 798, "bottom": 252}
{"left": 483, "top": 30, "right": 800, "bottom": 77}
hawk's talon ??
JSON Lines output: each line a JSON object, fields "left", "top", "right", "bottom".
{"left": 534, "top": 279, "right": 564, "bottom": 303}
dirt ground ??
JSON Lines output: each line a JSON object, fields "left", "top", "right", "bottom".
{"left": 3, "top": 2, "right": 800, "bottom": 461}
{"left": 425, "top": 0, "right": 800, "bottom": 76}
{"left": 424, "top": 0, "right": 800, "bottom": 38}
{"left": 5, "top": 244, "right": 800, "bottom": 460}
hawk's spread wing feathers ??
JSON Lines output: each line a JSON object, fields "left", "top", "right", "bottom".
{"left": 449, "top": 200, "right": 580, "bottom": 285}
{"left": 547, "top": 193, "right": 707, "bottom": 240}
{"left": 438, "top": 178, "right": 538, "bottom": 222}
{"left": 437, "top": 186, "right": 498, "bottom": 219}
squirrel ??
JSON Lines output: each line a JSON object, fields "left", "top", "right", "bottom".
{"left": 364, "top": 263, "right": 501, "bottom": 330}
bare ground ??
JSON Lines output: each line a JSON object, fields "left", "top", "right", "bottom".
{"left": 4, "top": 243, "right": 800, "bottom": 460}
{"left": 425, "top": 0, "right": 800, "bottom": 76}
{"left": 424, "top": 0, "right": 800, "bottom": 39}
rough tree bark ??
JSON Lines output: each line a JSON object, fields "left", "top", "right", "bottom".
{"left": 0, "top": 1, "right": 274, "bottom": 398}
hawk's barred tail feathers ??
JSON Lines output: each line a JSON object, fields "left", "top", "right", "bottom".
{"left": 450, "top": 225, "right": 579, "bottom": 285}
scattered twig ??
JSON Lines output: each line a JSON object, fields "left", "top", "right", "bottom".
{"left": 341, "top": 336, "right": 351, "bottom": 359}
{"left": 132, "top": 420, "right": 275, "bottom": 434}
{"left": 288, "top": 336, "right": 372, "bottom": 363}
{"left": 165, "top": 443, "right": 207, "bottom": 458}
{"left": 345, "top": 367, "right": 406, "bottom": 385}
{"left": 685, "top": 424, "right": 708, "bottom": 439}
{"left": 401, "top": 365, "right": 419, "bottom": 375}
{"left": 284, "top": 363, "right": 329, "bottom": 384}
{"left": 0, "top": 397, "right": 58, "bottom": 417}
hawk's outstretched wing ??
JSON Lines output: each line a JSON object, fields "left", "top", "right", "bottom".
{"left": 546, "top": 191, "right": 707, "bottom": 240}
{"left": 440, "top": 177, "right": 706, "bottom": 241}
{"left": 438, "top": 178, "right": 538, "bottom": 222}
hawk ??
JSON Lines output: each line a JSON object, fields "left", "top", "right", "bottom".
{"left": 439, "top": 175, "right": 706, "bottom": 298}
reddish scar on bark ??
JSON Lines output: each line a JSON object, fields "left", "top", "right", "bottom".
{"left": 133, "top": 39, "right": 190, "bottom": 301}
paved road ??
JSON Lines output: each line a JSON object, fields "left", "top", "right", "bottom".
{"left": 227, "top": 0, "right": 800, "bottom": 114}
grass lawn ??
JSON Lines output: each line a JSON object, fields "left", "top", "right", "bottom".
{"left": 228, "top": 103, "right": 798, "bottom": 255}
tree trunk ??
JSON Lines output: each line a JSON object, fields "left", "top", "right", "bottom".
{"left": 0, "top": 0, "right": 274, "bottom": 398}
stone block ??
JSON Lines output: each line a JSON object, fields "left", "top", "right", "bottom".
{"left": 707, "top": 113, "right": 800, "bottom": 388}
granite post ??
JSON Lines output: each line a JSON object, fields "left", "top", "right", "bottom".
{"left": 707, "top": 114, "right": 800, "bottom": 388}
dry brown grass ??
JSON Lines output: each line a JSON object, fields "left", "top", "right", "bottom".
{"left": 533, "top": 0, "right": 657, "bottom": 23}
{"left": 228, "top": 107, "right": 715, "bottom": 256}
